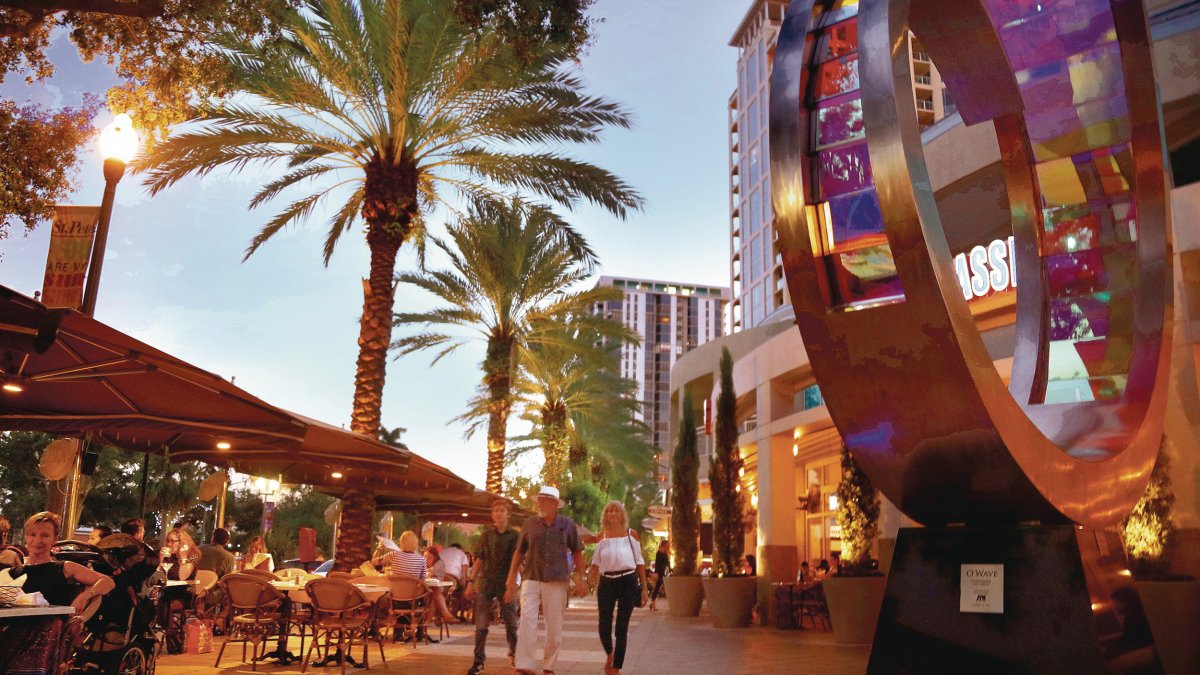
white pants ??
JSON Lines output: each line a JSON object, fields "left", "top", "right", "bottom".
{"left": 515, "top": 579, "right": 568, "bottom": 672}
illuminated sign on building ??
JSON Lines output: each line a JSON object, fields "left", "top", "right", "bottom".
{"left": 953, "top": 236, "right": 1016, "bottom": 301}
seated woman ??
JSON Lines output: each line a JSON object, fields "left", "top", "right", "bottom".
{"left": 423, "top": 546, "right": 458, "bottom": 624}
{"left": 0, "top": 512, "right": 115, "bottom": 671}
{"left": 159, "top": 527, "right": 201, "bottom": 653}
{"left": 243, "top": 536, "right": 274, "bottom": 573}
{"left": 371, "top": 532, "right": 456, "bottom": 628}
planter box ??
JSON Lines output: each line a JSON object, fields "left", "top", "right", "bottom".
{"left": 702, "top": 575, "right": 757, "bottom": 628}
{"left": 824, "top": 575, "right": 886, "bottom": 645}
{"left": 1137, "top": 579, "right": 1200, "bottom": 673}
{"left": 664, "top": 575, "right": 705, "bottom": 617}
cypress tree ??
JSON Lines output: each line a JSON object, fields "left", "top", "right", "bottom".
{"left": 671, "top": 391, "right": 701, "bottom": 575}
{"left": 835, "top": 444, "right": 880, "bottom": 575}
{"left": 710, "top": 347, "right": 746, "bottom": 576}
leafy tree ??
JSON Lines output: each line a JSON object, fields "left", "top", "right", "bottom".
{"left": 709, "top": 347, "right": 745, "bottom": 577}
{"left": 560, "top": 476, "right": 604, "bottom": 533}
{"left": 392, "top": 198, "right": 604, "bottom": 493}
{"left": 0, "top": 431, "right": 52, "bottom": 528}
{"left": 453, "top": 0, "right": 596, "bottom": 64}
{"left": 137, "top": 0, "right": 640, "bottom": 568}
{"left": 377, "top": 424, "right": 408, "bottom": 450}
{"left": 1121, "top": 441, "right": 1177, "bottom": 579}
{"left": 0, "top": 97, "right": 102, "bottom": 239}
{"left": 835, "top": 444, "right": 880, "bottom": 575}
{"left": 670, "top": 391, "right": 700, "bottom": 576}
{"left": 264, "top": 485, "right": 336, "bottom": 561}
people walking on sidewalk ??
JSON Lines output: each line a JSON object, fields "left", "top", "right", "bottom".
{"left": 505, "top": 485, "right": 587, "bottom": 675}
{"left": 649, "top": 539, "right": 669, "bottom": 611}
{"left": 587, "top": 501, "right": 648, "bottom": 675}
{"left": 465, "top": 498, "right": 521, "bottom": 675}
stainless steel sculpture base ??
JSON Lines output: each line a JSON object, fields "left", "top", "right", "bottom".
{"left": 868, "top": 526, "right": 1163, "bottom": 674}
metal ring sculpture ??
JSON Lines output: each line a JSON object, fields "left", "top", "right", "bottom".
{"left": 769, "top": 0, "right": 1171, "bottom": 527}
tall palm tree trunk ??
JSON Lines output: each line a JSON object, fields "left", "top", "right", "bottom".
{"left": 337, "top": 156, "right": 414, "bottom": 568}
{"left": 541, "top": 403, "right": 570, "bottom": 486}
{"left": 484, "top": 332, "right": 516, "bottom": 493}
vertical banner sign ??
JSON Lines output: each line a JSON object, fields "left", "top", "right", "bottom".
{"left": 41, "top": 205, "right": 101, "bottom": 309}
{"left": 262, "top": 500, "right": 276, "bottom": 534}
{"left": 704, "top": 398, "right": 713, "bottom": 436}
{"left": 960, "top": 564, "right": 1004, "bottom": 614}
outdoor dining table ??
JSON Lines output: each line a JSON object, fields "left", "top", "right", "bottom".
{"left": 263, "top": 580, "right": 391, "bottom": 667}
{"left": 0, "top": 605, "right": 76, "bottom": 674}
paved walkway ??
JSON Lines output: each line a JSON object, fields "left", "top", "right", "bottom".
{"left": 157, "top": 595, "right": 869, "bottom": 674}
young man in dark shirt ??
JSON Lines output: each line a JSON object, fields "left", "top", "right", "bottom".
{"left": 465, "top": 498, "right": 520, "bottom": 675}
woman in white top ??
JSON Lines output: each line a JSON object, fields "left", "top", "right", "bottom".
{"left": 587, "top": 501, "right": 647, "bottom": 675}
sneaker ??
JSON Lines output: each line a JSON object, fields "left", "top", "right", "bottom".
{"left": 466, "top": 664, "right": 484, "bottom": 675}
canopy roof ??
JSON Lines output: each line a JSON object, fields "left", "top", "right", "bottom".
{"left": 376, "top": 488, "right": 531, "bottom": 524}
{"left": 0, "top": 286, "right": 483, "bottom": 513}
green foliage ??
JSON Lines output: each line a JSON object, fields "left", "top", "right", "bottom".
{"left": 835, "top": 445, "right": 880, "bottom": 575}
{"left": 452, "top": 0, "right": 596, "bottom": 64}
{"left": 267, "top": 486, "right": 337, "bottom": 560}
{"left": 0, "top": 97, "right": 102, "bottom": 236}
{"left": 1121, "top": 442, "right": 1177, "bottom": 579}
{"left": 561, "top": 477, "right": 605, "bottom": 533}
{"left": 709, "top": 348, "right": 746, "bottom": 577}
{"left": 0, "top": 431, "right": 52, "bottom": 528}
{"left": 670, "top": 392, "right": 701, "bottom": 576}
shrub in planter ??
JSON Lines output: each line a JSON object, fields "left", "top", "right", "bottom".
{"left": 825, "top": 444, "right": 885, "bottom": 644}
{"left": 667, "top": 391, "right": 705, "bottom": 617}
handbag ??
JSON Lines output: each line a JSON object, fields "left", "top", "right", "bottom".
{"left": 626, "top": 532, "right": 646, "bottom": 608}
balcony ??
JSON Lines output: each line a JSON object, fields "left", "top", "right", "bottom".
{"left": 916, "top": 98, "right": 935, "bottom": 111}
{"left": 914, "top": 50, "right": 931, "bottom": 62}
{"left": 914, "top": 74, "right": 932, "bottom": 86}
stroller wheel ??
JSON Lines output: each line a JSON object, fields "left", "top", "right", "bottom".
{"left": 118, "top": 646, "right": 147, "bottom": 675}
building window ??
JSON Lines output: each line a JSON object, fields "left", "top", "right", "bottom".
{"left": 799, "top": 384, "right": 825, "bottom": 411}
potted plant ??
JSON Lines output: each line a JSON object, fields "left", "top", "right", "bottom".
{"left": 1122, "top": 444, "right": 1200, "bottom": 673}
{"left": 701, "top": 348, "right": 757, "bottom": 628}
{"left": 666, "top": 391, "right": 705, "bottom": 617}
{"left": 823, "top": 444, "right": 886, "bottom": 645}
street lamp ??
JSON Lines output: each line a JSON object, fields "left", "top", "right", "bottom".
{"left": 81, "top": 113, "right": 138, "bottom": 317}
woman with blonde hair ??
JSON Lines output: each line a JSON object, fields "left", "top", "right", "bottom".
{"left": 244, "top": 535, "right": 274, "bottom": 572}
{"left": 372, "top": 530, "right": 426, "bottom": 577}
{"left": 587, "top": 501, "right": 647, "bottom": 675}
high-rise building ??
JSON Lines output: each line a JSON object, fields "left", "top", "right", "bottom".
{"left": 728, "top": 0, "right": 952, "bottom": 332}
{"left": 593, "top": 276, "right": 729, "bottom": 482}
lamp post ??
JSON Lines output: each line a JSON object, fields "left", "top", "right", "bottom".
{"left": 80, "top": 113, "right": 138, "bottom": 317}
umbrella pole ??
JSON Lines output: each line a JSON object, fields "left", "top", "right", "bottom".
{"left": 137, "top": 453, "right": 149, "bottom": 518}
{"left": 216, "top": 474, "right": 228, "bottom": 529}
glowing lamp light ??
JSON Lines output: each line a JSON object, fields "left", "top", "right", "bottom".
{"left": 793, "top": 443, "right": 799, "bottom": 457}
{"left": 735, "top": 483, "right": 742, "bottom": 493}
{"left": 216, "top": 441, "right": 231, "bottom": 450}
{"left": 2, "top": 382, "right": 22, "bottom": 394}
{"left": 828, "top": 494, "right": 839, "bottom": 511}
{"left": 738, "top": 467, "right": 745, "bottom": 478}
{"left": 750, "top": 493, "right": 759, "bottom": 508}
{"left": 99, "top": 113, "right": 139, "bottom": 163}
{"left": 1118, "top": 569, "right": 1132, "bottom": 577}
{"left": 330, "top": 471, "right": 344, "bottom": 479}
{"left": 461, "top": 512, "right": 469, "bottom": 518}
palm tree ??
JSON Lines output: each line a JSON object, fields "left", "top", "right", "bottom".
{"left": 137, "top": 0, "right": 642, "bottom": 567}
{"left": 508, "top": 318, "right": 649, "bottom": 486}
{"left": 392, "top": 198, "right": 619, "bottom": 493}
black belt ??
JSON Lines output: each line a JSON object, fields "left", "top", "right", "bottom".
{"left": 602, "top": 569, "right": 636, "bottom": 579}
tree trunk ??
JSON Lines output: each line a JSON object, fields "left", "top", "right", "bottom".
{"left": 334, "top": 488, "right": 375, "bottom": 571}
{"left": 483, "top": 331, "right": 516, "bottom": 494}
{"left": 541, "top": 403, "right": 570, "bottom": 486}
{"left": 338, "top": 153, "right": 414, "bottom": 569}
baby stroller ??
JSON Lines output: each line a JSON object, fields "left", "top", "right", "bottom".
{"left": 65, "top": 534, "right": 166, "bottom": 675}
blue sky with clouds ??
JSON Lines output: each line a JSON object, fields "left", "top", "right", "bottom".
{"left": 0, "top": 0, "right": 748, "bottom": 488}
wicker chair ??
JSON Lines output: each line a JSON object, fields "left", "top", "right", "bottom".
{"left": 240, "top": 568, "right": 278, "bottom": 583}
{"left": 386, "top": 574, "right": 430, "bottom": 649}
{"left": 301, "top": 578, "right": 380, "bottom": 675}
{"left": 213, "top": 574, "right": 285, "bottom": 670}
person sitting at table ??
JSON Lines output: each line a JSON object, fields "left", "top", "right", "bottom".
{"left": 19, "top": 511, "right": 115, "bottom": 611}
{"left": 159, "top": 527, "right": 201, "bottom": 653}
{"left": 86, "top": 524, "right": 113, "bottom": 546}
{"left": 372, "top": 532, "right": 456, "bottom": 627}
{"left": 119, "top": 518, "right": 146, "bottom": 542}
{"left": 243, "top": 536, "right": 274, "bottom": 572}
{"left": 0, "top": 516, "right": 24, "bottom": 569}
{"left": 815, "top": 558, "right": 831, "bottom": 579}
{"left": 798, "top": 560, "right": 812, "bottom": 584}
{"left": 423, "top": 546, "right": 459, "bottom": 625}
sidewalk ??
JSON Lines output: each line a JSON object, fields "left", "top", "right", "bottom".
{"left": 157, "top": 595, "right": 870, "bottom": 674}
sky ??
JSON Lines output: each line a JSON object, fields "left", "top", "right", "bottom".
{"left": 0, "top": 0, "right": 750, "bottom": 489}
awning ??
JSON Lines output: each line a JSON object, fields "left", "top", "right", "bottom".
{"left": 0, "top": 286, "right": 475, "bottom": 502}
{"left": 376, "top": 488, "right": 531, "bottom": 524}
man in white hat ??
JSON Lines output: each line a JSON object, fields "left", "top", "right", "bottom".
{"left": 505, "top": 485, "right": 585, "bottom": 675}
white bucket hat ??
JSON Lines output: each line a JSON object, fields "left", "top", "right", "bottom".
{"left": 536, "top": 485, "right": 566, "bottom": 508}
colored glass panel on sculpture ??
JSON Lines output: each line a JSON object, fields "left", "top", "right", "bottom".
{"left": 814, "top": 19, "right": 857, "bottom": 62}
{"left": 828, "top": 244, "right": 903, "bottom": 307}
{"left": 818, "top": 142, "right": 872, "bottom": 200}
{"left": 815, "top": 54, "right": 860, "bottom": 100}
{"left": 815, "top": 95, "right": 865, "bottom": 148}
{"left": 826, "top": 190, "right": 884, "bottom": 250}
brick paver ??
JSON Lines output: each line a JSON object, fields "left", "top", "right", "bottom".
{"left": 156, "top": 595, "right": 869, "bottom": 674}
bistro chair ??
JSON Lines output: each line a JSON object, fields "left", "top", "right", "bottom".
{"left": 386, "top": 574, "right": 430, "bottom": 649}
{"left": 301, "top": 578, "right": 379, "bottom": 675}
{"left": 351, "top": 577, "right": 392, "bottom": 659}
{"left": 213, "top": 574, "right": 285, "bottom": 671}
{"left": 327, "top": 571, "right": 353, "bottom": 580}
{"left": 240, "top": 568, "right": 278, "bottom": 583}
{"left": 797, "top": 582, "right": 831, "bottom": 631}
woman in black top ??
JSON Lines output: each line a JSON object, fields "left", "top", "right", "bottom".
{"left": 17, "top": 512, "right": 114, "bottom": 611}
{"left": 649, "top": 539, "right": 669, "bottom": 611}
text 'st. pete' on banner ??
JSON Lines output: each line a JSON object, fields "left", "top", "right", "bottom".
{"left": 41, "top": 205, "right": 101, "bottom": 309}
